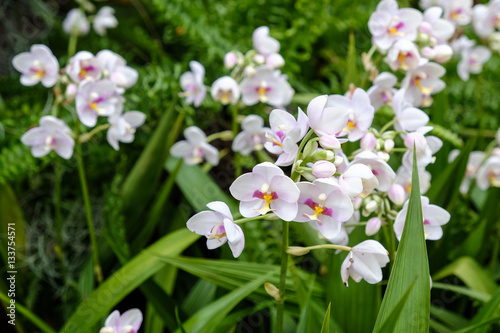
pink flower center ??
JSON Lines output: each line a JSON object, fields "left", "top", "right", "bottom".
{"left": 388, "top": 21, "right": 404, "bottom": 35}
{"left": 303, "top": 198, "right": 333, "bottom": 221}
{"left": 253, "top": 190, "right": 278, "bottom": 215}
{"left": 423, "top": 218, "right": 430, "bottom": 225}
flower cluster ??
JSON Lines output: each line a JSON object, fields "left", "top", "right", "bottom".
{"left": 13, "top": 8, "right": 145, "bottom": 159}
{"left": 63, "top": 5, "right": 118, "bottom": 36}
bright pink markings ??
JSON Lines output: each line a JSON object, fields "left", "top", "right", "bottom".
{"left": 372, "top": 169, "right": 379, "bottom": 176}
{"left": 276, "top": 131, "right": 286, "bottom": 141}
{"left": 424, "top": 219, "right": 430, "bottom": 225}
{"left": 252, "top": 190, "right": 278, "bottom": 200}
{"left": 303, "top": 198, "right": 333, "bottom": 217}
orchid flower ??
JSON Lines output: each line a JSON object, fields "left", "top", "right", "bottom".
{"left": 76, "top": 79, "right": 122, "bottom": 127}
{"left": 232, "top": 115, "right": 272, "bottom": 155}
{"left": 21, "top": 116, "right": 74, "bottom": 160}
{"left": 97, "top": 50, "right": 138, "bottom": 92}
{"left": 180, "top": 61, "right": 206, "bottom": 107}
{"left": 170, "top": 126, "right": 219, "bottom": 166}
{"left": 420, "top": 6, "right": 455, "bottom": 45}
{"left": 12, "top": 44, "right": 59, "bottom": 88}
{"left": 100, "top": 309, "right": 143, "bottom": 333}
{"left": 457, "top": 46, "right": 492, "bottom": 81}
{"left": 449, "top": 150, "right": 485, "bottom": 194}
{"left": 368, "top": 0, "right": 423, "bottom": 52}
{"left": 252, "top": 26, "right": 285, "bottom": 69}
{"left": 107, "top": 111, "right": 146, "bottom": 151}
{"left": 367, "top": 72, "right": 398, "bottom": 110}
{"left": 66, "top": 51, "right": 103, "bottom": 83}
{"left": 476, "top": 156, "right": 500, "bottom": 190}
{"left": 187, "top": 201, "right": 245, "bottom": 257}
{"left": 63, "top": 8, "right": 90, "bottom": 36}
{"left": 442, "top": 0, "right": 473, "bottom": 26}
{"left": 294, "top": 179, "right": 353, "bottom": 239}
{"left": 328, "top": 88, "right": 374, "bottom": 142}
{"left": 229, "top": 162, "right": 300, "bottom": 221}
{"left": 394, "top": 196, "right": 450, "bottom": 241}
{"left": 386, "top": 40, "right": 425, "bottom": 71}
{"left": 93, "top": 6, "right": 118, "bottom": 36}
{"left": 264, "top": 108, "right": 309, "bottom": 166}
{"left": 353, "top": 151, "right": 396, "bottom": 192}
{"left": 402, "top": 127, "right": 443, "bottom": 169}
{"left": 211, "top": 76, "right": 240, "bottom": 105}
{"left": 307, "top": 95, "right": 349, "bottom": 140}
{"left": 473, "top": 1, "right": 500, "bottom": 38}
{"left": 239, "top": 66, "right": 293, "bottom": 107}
{"left": 341, "top": 240, "right": 390, "bottom": 286}
{"left": 401, "top": 62, "right": 446, "bottom": 107}
{"left": 339, "top": 163, "right": 379, "bottom": 199}
{"left": 392, "top": 89, "right": 429, "bottom": 132}
{"left": 395, "top": 165, "right": 431, "bottom": 198}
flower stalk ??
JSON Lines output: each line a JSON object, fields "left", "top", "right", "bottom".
{"left": 276, "top": 220, "right": 289, "bottom": 333}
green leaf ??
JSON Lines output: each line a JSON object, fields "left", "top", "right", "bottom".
{"left": 0, "top": 184, "right": 26, "bottom": 271}
{"left": 0, "top": 290, "right": 55, "bottom": 333}
{"left": 430, "top": 305, "right": 469, "bottom": 330}
{"left": 165, "top": 157, "right": 239, "bottom": 214}
{"left": 296, "top": 275, "right": 323, "bottom": 333}
{"left": 432, "top": 257, "right": 497, "bottom": 296}
{"left": 461, "top": 287, "right": 500, "bottom": 333}
{"left": 321, "top": 303, "right": 331, "bottom": 333}
{"left": 373, "top": 150, "right": 430, "bottom": 332}
{"left": 175, "top": 271, "right": 275, "bottom": 333}
{"left": 61, "top": 229, "right": 199, "bottom": 333}
{"left": 344, "top": 30, "right": 358, "bottom": 91}
{"left": 431, "top": 282, "right": 491, "bottom": 303}
{"left": 375, "top": 279, "right": 416, "bottom": 333}
{"left": 182, "top": 279, "right": 217, "bottom": 314}
{"left": 121, "top": 103, "right": 178, "bottom": 235}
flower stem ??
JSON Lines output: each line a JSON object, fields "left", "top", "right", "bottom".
{"left": 78, "top": 124, "right": 111, "bottom": 143}
{"left": 68, "top": 33, "right": 78, "bottom": 58}
{"left": 276, "top": 220, "right": 289, "bottom": 333}
{"left": 379, "top": 118, "right": 397, "bottom": 135}
{"left": 53, "top": 164, "right": 66, "bottom": 280}
{"left": 234, "top": 213, "right": 277, "bottom": 224}
{"left": 75, "top": 122, "right": 103, "bottom": 283}
{"left": 288, "top": 244, "right": 352, "bottom": 255}
{"left": 231, "top": 104, "right": 240, "bottom": 137}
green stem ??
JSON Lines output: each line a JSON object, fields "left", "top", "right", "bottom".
{"left": 288, "top": 244, "right": 352, "bottom": 255}
{"left": 231, "top": 104, "right": 240, "bottom": 137}
{"left": 206, "top": 130, "right": 234, "bottom": 143}
{"left": 53, "top": 164, "right": 66, "bottom": 281}
{"left": 379, "top": 118, "right": 397, "bottom": 135}
{"left": 276, "top": 220, "right": 289, "bottom": 333}
{"left": 291, "top": 129, "right": 315, "bottom": 180}
{"left": 387, "top": 218, "right": 396, "bottom": 263}
{"left": 75, "top": 121, "right": 103, "bottom": 283}
{"left": 78, "top": 124, "right": 111, "bottom": 143}
{"left": 234, "top": 213, "right": 277, "bottom": 224}
{"left": 68, "top": 33, "right": 78, "bottom": 58}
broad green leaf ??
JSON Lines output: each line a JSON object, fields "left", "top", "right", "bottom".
{"left": 432, "top": 257, "right": 497, "bottom": 296}
{"left": 327, "top": 227, "right": 381, "bottom": 333}
{"left": 291, "top": 93, "right": 318, "bottom": 106}
{"left": 430, "top": 305, "right": 469, "bottom": 330}
{"left": 140, "top": 280, "right": 178, "bottom": 331}
{"left": 0, "top": 290, "right": 55, "bottom": 333}
{"left": 165, "top": 156, "right": 239, "bottom": 214}
{"left": 321, "top": 303, "right": 331, "bottom": 333}
{"left": 217, "top": 300, "right": 275, "bottom": 332}
{"left": 61, "top": 229, "right": 199, "bottom": 333}
{"left": 175, "top": 271, "right": 275, "bottom": 333}
{"left": 296, "top": 275, "right": 323, "bottom": 333}
{"left": 431, "top": 282, "right": 490, "bottom": 303}
{"left": 0, "top": 184, "right": 26, "bottom": 271}
{"left": 121, "top": 103, "right": 178, "bottom": 234}
{"left": 344, "top": 30, "right": 358, "bottom": 91}
{"left": 462, "top": 287, "right": 500, "bottom": 333}
{"left": 375, "top": 279, "right": 416, "bottom": 333}
{"left": 373, "top": 150, "right": 430, "bottom": 332}
{"left": 182, "top": 279, "right": 217, "bottom": 314}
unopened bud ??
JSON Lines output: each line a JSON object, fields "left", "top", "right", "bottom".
{"left": 361, "top": 132, "right": 376, "bottom": 151}
{"left": 264, "top": 282, "right": 281, "bottom": 301}
{"left": 404, "top": 132, "right": 427, "bottom": 153}
{"left": 388, "top": 184, "right": 406, "bottom": 205}
{"left": 100, "top": 328, "right": 115, "bottom": 333}
{"left": 384, "top": 139, "right": 395, "bottom": 152}
{"left": 377, "top": 151, "right": 390, "bottom": 162}
{"left": 365, "top": 200, "right": 378, "bottom": 214}
{"left": 243, "top": 65, "right": 256, "bottom": 76}
{"left": 421, "top": 46, "right": 436, "bottom": 60}
{"left": 496, "top": 128, "right": 500, "bottom": 145}
{"left": 433, "top": 44, "right": 453, "bottom": 63}
{"left": 266, "top": 53, "right": 285, "bottom": 68}
{"left": 334, "top": 155, "right": 344, "bottom": 166}
{"left": 312, "top": 161, "right": 337, "bottom": 178}
{"left": 312, "top": 149, "right": 334, "bottom": 161}
{"left": 419, "top": 22, "right": 433, "bottom": 35}
{"left": 319, "top": 135, "right": 341, "bottom": 150}
{"left": 254, "top": 54, "right": 265, "bottom": 64}
{"left": 65, "top": 83, "right": 77, "bottom": 100}
{"left": 224, "top": 52, "right": 237, "bottom": 68}
{"left": 365, "top": 217, "right": 382, "bottom": 236}
{"left": 287, "top": 246, "right": 311, "bottom": 256}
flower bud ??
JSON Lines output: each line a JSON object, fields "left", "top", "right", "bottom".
{"left": 421, "top": 46, "right": 436, "bottom": 60}
{"left": 492, "top": 147, "right": 500, "bottom": 157}
{"left": 384, "top": 139, "right": 395, "bottom": 152}
{"left": 266, "top": 53, "right": 285, "bottom": 69}
{"left": 254, "top": 54, "right": 265, "bottom": 64}
{"left": 388, "top": 184, "right": 405, "bottom": 205}
{"left": 361, "top": 132, "right": 376, "bottom": 151}
{"left": 224, "top": 52, "right": 237, "bottom": 69}
{"left": 312, "top": 161, "right": 337, "bottom": 178}
{"left": 334, "top": 155, "right": 344, "bottom": 166}
{"left": 312, "top": 149, "right": 334, "bottom": 161}
{"left": 365, "top": 217, "right": 382, "bottom": 236}
{"left": 418, "top": 21, "right": 433, "bottom": 35}
{"left": 353, "top": 196, "right": 363, "bottom": 210}
{"left": 264, "top": 282, "right": 281, "bottom": 301}
{"left": 243, "top": 65, "right": 255, "bottom": 76}
{"left": 364, "top": 200, "right": 378, "bottom": 214}
{"left": 433, "top": 44, "right": 453, "bottom": 63}
{"left": 377, "top": 151, "right": 390, "bottom": 162}
{"left": 496, "top": 128, "right": 500, "bottom": 145}
{"left": 65, "top": 83, "right": 77, "bottom": 100}
{"left": 319, "top": 134, "right": 341, "bottom": 150}
{"left": 404, "top": 132, "right": 427, "bottom": 153}
{"left": 286, "top": 246, "right": 311, "bottom": 256}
